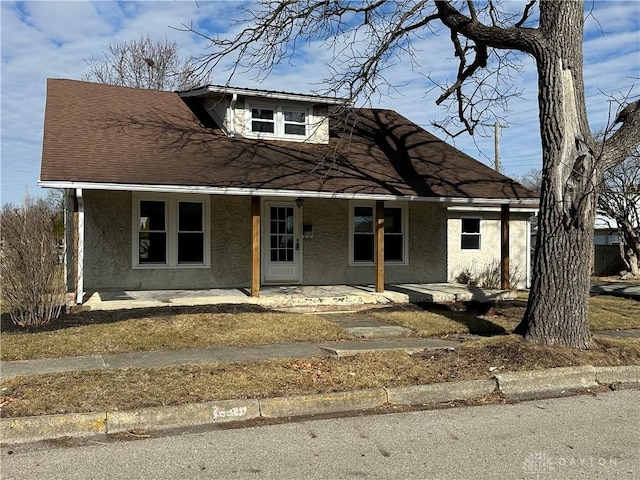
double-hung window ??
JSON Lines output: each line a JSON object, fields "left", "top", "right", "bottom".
{"left": 350, "top": 202, "right": 408, "bottom": 265}
{"left": 247, "top": 103, "right": 309, "bottom": 140}
{"left": 133, "top": 193, "right": 210, "bottom": 268}
{"left": 251, "top": 107, "right": 275, "bottom": 134}
{"left": 461, "top": 218, "right": 481, "bottom": 250}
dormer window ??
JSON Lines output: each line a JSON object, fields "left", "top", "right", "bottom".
{"left": 251, "top": 107, "right": 275, "bottom": 133}
{"left": 284, "top": 110, "right": 306, "bottom": 135}
{"left": 247, "top": 103, "right": 310, "bottom": 140}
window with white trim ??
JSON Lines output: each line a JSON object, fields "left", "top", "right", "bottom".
{"left": 246, "top": 103, "right": 310, "bottom": 140}
{"left": 133, "top": 193, "right": 210, "bottom": 268}
{"left": 251, "top": 107, "right": 275, "bottom": 134}
{"left": 461, "top": 218, "right": 481, "bottom": 250}
{"left": 349, "top": 202, "right": 408, "bottom": 265}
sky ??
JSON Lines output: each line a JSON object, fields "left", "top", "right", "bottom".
{"left": 1, "top": 0, "right": 639, "bottom": 205}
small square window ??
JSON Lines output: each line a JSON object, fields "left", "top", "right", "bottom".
{"left": 251, "top": 108, "right": 275, "bottom": 133}
{"left": 284, "top": 110, "right": 306, "bottom": 136}
{"left": 461, "top": 218, "right": 481, "bottom": 250}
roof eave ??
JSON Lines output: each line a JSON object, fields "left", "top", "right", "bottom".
{"left": 178, "top": 85, "right": 349, "bottom": 105}
{"left": 38, "top": 180, "right": 540, "bottom": 206}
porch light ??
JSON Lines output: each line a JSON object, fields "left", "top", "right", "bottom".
{"left": 295, "top": 197, "right": 305, "bottom": 208}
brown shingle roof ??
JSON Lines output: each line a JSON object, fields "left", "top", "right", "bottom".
{"left": 41, "top": 78, "right": 537, "bottom": 201}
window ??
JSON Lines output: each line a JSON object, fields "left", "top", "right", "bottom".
{"left": 139, "top": 200, "right": 167, "bottom": 264}
{"left": 353, "top": 207, "right": 375, "bottom": 262}
{"left": 251, "top": 107, "right": 275, "bottom": 133}
{"left": 133, "top": 194, "right": 210, "bottom": 268}
{"left": 350, "top": 203, "right": 408, "bottom": 265}
{"left": 461, "top": 218, "right": 481, "bottom": 250}
{"left": 247, "top": 103, "right": 309, "bottom": 139}
{"left": 178, "top": 202, "right": 204, "bottom": 264}
{"left": 283, "top": 110, "right": 306, "bottom": 136}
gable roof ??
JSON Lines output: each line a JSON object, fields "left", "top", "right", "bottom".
{"left": 40, "top": 78, "right": 538, "bottom": 204}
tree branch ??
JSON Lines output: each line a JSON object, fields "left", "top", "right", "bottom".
{"left": 599, "top": 100, "right": 640, "bottom": 171}
{"left": 434, "top": 0, "right": 541, "bottom": 54}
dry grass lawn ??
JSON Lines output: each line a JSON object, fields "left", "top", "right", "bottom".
{"left": 1, "top": 294, "right": 638, "bottom": 419}
{"left": 375, "top": 295, "right": 640, "bottom": 337}
{"left": 1, "top": 336, "right": 638, "bottom": 418}
{"left": 1, "top": 305, "right": 347, "bottom": 361}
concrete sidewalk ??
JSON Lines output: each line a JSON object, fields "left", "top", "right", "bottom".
{"left": 0, "top": 337, "right": 462, "bottom": 380}
{"left": 591, "top": 281, "right": 640, "bottom": 299}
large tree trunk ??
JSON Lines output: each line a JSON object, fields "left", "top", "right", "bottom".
{"left": 514, "top": 1, "right": 595, "bottom": 348}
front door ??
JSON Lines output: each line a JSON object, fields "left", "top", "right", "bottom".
{"left": 262, "top": 201, "right": 302, "bottom": 283}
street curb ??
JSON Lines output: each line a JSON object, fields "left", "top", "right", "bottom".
{"left": 493, "top": 365, "right": 598, "bottom": 400}
{"left": 595, "top": 365, "right": 640, "bottom": 385}
{"left": 107, "top": 399, "right": 262, "bottom": 434}
{"left": 2, "top": 365, "right": 638, "bottom": 445}
{"left": 259, "top": 389, "right": 387, "bottom": 418}
{"left": 386, "top": 379, "right": 497, "bottom": 405}
{"left": 1, "top": 412, "right": 107, "bottom": 445}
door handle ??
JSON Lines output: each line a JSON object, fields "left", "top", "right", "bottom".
{"left": 296, "top": 239, "right": 300, "bottom": 251}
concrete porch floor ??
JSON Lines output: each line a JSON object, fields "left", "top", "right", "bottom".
{"left": 83, "top": 283, "right": 517, "bottom": 311}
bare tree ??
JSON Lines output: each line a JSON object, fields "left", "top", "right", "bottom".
{"left": 83, "top": 35, "right": 206, "bottom": 91}
{"left": 185, "top": 0, "right": 639, "bottom": 348}
{"left": 597, "top": 152, "right": 640, "bottom": 277}
{"left": 1, "top": 192, "right": 65, "bottom": 327}
{"left": 516, "top": 168, "right": 542, "bottom": 193}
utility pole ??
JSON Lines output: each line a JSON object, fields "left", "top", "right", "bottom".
{"left": 484, "top": 121, "right": 509, "bottom": 172}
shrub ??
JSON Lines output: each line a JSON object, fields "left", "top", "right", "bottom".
{"left": 1, "top": 194, "right": 65, "bottom": 326}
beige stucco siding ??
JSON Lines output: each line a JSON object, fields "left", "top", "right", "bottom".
{"left": 446, "top": 211, "right": 532, "bottom": 289}
{"left": 82, "top": 191, "right": 251, "bottom": 291}
{"left": 300, "top": 200, "right": 448, "bottom": 285}
{"left": 81, "top": 191, "right": 527, "bottom": 292}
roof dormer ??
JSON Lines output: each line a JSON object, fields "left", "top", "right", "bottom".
{"left": 179, "top": 85, "right": 348, "bottom": 144}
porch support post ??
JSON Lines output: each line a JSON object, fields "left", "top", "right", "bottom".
{"left": 501, "top": 203, "right": 510, "bottom": 290}
{"left": 375, "top": 200, "right": 385, "bottom": 293}
{"left": 75, "top": 188, "right": 85, "bottom": 304}
{"left": 251, "top": 196, "right": 261, "bottom": 297}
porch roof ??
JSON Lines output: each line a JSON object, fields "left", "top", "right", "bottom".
{"left": 41, "top": 79, "right": 538, "bottom": 204}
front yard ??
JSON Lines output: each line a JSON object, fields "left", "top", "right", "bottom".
{"left": 1, "top": 294, "right": 638, "bottom": 418}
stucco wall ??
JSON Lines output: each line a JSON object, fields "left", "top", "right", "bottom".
{"left": 446, "top": 210, "right": 532, "bottom": 289}
{"left": 83, "top": 191, "right": 252, "bottom": 291}
{"left": 81, "top": 191, "right": 527, "bottom": 292}
{"left": 300, "top": 199, "right": 448, "bottom": 285}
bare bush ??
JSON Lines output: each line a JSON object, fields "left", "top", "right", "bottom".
{"left": 1, "top": 194, "right": 65, "bottom": 326}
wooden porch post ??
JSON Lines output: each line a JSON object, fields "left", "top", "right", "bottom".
{"left": 501, "top": 203, "right": 510, "bottom": 290}
{"left": 251, "top": 196, "right": 261, "bottom": 297}
{"left": 375, "top": 200, "right": 385, "bottom": 293}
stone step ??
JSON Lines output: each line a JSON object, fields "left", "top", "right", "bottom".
{"left": 344, "top": 325, "right": 413, "bottom": 338}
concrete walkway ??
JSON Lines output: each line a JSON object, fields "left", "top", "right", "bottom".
{"left": 0, "top": 337, "right": 462, "bottom": 380}
{"left": 590, "top": 281, "right": 640, "bottom": 299}
{"left": 83, "top": 283, "right": 518, "bottom": 312}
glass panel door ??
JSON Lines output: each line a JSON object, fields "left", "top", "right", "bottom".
{"left": 270, "top": 206, "right": 295, "bottom": 262}
{"left": 263, "top": 202, "right": 301, "bottom": 283}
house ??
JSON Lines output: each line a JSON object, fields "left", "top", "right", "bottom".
{"left": 39, "top": 79, "right": 538, "bottom": 305}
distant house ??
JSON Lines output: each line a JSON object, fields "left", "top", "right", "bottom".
{"left": 39, "top": 79, "right": 538, "bottom": 304}
{"left": 594, "top": 215, "right": 620, "bottom": 245}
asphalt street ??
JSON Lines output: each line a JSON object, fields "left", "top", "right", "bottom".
{"left": 2, "top": 389, "right": 638, "bottom": 480}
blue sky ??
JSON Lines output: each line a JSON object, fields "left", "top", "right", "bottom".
{"left": 1, "top": 0, "right": 639, "bottom": 205}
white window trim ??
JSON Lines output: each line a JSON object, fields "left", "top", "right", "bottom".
{"left": 461, "top": 217, "right": 482, "bottom": 251}
{"left": 132, "top": 192, "right": 211, "bottom": 269}
{"left": 348, "top": 201, "right": 409, "bottom": 266}
{"left": 245, "top": 101, "right": 312, "bottom": 142}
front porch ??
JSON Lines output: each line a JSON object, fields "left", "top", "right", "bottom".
{"left": 83, "top": 283, "right": 517, "bottom": 312}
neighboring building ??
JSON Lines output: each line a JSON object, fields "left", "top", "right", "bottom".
{"left": 39, "top": 79, "right": 538, "bottom": 304}
{"left": 594, "top": 215, "right": 621, "bottom": 246}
